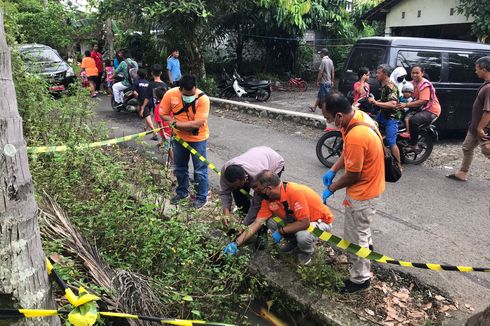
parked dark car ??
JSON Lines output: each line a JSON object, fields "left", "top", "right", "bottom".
{"left": 19, "top": 44, "right": 76, "bottom": 92}
{"left": 338, "top": 37, "right": 490, "bottom": 132}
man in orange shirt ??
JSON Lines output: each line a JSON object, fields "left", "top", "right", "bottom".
{"left": 224, "top": 170, "right": 334, "bottom": 265}
{"left": 160, "top": 75, "right": 210, "bottom": 209}
{"left": 321, "top": 91, "right": 385, "bottom": 293}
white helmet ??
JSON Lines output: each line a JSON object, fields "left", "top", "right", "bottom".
{"left": 401, "top": 82, "right": 414, "bottom": 93}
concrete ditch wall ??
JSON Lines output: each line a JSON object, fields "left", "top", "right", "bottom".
{"left": 210, "top": 97, "right": 327, "bottom": 130}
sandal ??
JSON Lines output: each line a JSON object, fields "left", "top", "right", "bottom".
{"left": 308, "top": 105, "right": 316, "bottom": 112}
{"left": 446, "top": 174, "right": 467, "bottom": 182}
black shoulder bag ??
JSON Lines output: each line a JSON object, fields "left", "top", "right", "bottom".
{"left": 173, "top": 92, "right": 206, "bottom": 136}
{"left": 345, "top": 122, "right": 402, "bottom": 183}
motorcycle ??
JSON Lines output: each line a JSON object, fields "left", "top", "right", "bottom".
{"left": 316, "top": 95, "right": 438, "bottom": 167}
{"left": 219, "top": 69, "right": 271, "bottom": 102}
{"left": 111, "top": 86, "right": 139, "bottom": 113}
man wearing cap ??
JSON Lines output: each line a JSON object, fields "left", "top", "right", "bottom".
{"left": 309, "top": 48, "right": 335, "bottom": 112}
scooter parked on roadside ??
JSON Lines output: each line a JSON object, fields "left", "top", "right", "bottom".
{"left": 219, "top": 69, "right": 272, "bottom": 102}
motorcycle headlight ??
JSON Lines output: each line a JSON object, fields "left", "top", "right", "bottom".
{"left": 65, "top": 67, "right": 75, "bottom": 77}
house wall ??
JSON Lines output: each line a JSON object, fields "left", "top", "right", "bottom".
{"left": 384, "top": 0, "right": 473, "bottom": 33}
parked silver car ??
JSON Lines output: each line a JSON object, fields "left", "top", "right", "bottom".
{"left": 19, "top": 43, "right": 76, "bottom": 92}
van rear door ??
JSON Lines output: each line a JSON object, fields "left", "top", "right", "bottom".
{"left": 340, "top": 45, "right": 388, "bottom": 99}
{"left": 442, "top": 51, "right": 489, "bottom": 130}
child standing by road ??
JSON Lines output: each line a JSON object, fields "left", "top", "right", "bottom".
{"left": 104, "top": 59, "right": 114, "bottom": 96}
{"left": 133, "top": 69, "right": 157, "bottom": 139}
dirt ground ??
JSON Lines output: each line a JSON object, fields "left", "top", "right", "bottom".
{"left": 236, "top": 85, "right": 489, "bottom": 182}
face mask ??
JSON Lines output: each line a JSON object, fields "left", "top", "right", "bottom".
{"left": 182, "top": 95, "right": 196, "bottom": 104}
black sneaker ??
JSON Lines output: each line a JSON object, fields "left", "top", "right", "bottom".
{"left": 339, "top": 279, "right": 371, "bottom": 294}
{"left": 170, "top": 194, "right": 188, "bottom": 205}
{"left": 298, "top": 252, "right": 313, "bottom": 265}
{"left": 192, "top": 199, "right": 208, "bottom": 210}
{"left": 369, "top": 244, "right": 374, "bottom": 251}
{"left": 280, "top": 240, "right": 298, "bottom": 253}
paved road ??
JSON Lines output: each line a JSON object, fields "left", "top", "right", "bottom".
{"left": 94, "top": 97, "right": 490, "bottom": 313}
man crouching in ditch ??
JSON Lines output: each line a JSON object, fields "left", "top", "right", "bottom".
{"left": 224, "top": 170, "right": 334, "bottom": 265}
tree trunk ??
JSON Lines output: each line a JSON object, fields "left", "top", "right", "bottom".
{"left": 0, "top": 14, "right": 60, "bottom": 326}
{"left": 104, "top": 18, "right": 114, "bottom": 61}
{"left": 190, "top": 40, "right": 206, "bottom": 80}
{"left": 235, "top": 25, "right": 244, "bottom": 69}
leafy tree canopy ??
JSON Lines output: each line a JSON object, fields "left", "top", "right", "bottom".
{"left": 457, "top": 0, "right": 490, "bottom": 39}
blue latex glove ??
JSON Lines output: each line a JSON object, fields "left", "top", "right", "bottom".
{"left": 224, "top": 242, "right": 238, "bottom": 255}
{"left": 322, "top": 187, "right": 334, "bottom": 204}
{"left": 272, "top": 230, "right": 283, "bottom": 244}
{"left": 322, "top": 170, "right": 336, "bottom": 187}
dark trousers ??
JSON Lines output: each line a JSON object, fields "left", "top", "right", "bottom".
{"left": 95, "top": 72, "right": 103, "bottom": 91}
{"left": 409, "top": 111, "right": 436, "bottom": 145}
{"left": 232, "top": 185, "right": 251, "bottom": 217}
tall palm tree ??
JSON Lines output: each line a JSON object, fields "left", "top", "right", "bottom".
{"left": 0, "top": 13, "right": 60, "bottom": 326}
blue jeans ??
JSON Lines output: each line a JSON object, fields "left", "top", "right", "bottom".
{"left": 318, "top": 83, "right": 330, "bottom": 101}
{"left": 172, "top": 139, "right": 209, "bottom": 202}
{"left": 376, "top": 112, "right": 398, "bottom": 147}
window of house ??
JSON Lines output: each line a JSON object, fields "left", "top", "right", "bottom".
{"left": 346, "top": 47, "right": 385, "bottom": 74}
{"left": 448, "top": 53, "right": 487, "bottom": 83}
{"left": 396, "top": 50, "right": 442, "bottom": 82}
{"left": 402, "top": 12, "right": 405, "bottom": 19}
{"left": 417, "top": 10, "right": 421, "bottom": 17}
{"left": 450, "top": 8, "right": 454, "bottom": 16}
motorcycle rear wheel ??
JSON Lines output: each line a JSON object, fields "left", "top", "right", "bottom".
{"left": 256, "top": 89, "right": 271, "bottom": 102}
{"left": 316, "top": 130, "right": 343, "bottom": 168}
{"left": 298, "top": 80, "right": 307, "bottom": 92}
{"left": 220, "top": 88, "right": 237, "bottom": 100}
{"left": 400, "top": 130, "right": 434, "bottom": 165}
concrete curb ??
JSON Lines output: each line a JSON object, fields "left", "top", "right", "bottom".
{"left": 210, "top": 97, "right": 326, "bottom": 129}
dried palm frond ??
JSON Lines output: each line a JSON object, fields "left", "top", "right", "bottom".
{"left": 39, "top": 191, "right": 168, "bottom": 326}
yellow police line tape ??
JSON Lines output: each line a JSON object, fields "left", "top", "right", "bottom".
{"left": 173, "top": 134, "right": 490, "bottom": 273}
{"left": 0, "top": 259, "right": 235, "bottom": 326}
{"left": 166, "top": 130, "right": 490, "bottom": 273}
{"left": 0, "top": 309, "right": 234, "bottom": 325}
{"left": 26, "top": 128, "right": 163, "bottom": 154}
{"left": 271, "top": 217, "right": 490, "bottom": 273}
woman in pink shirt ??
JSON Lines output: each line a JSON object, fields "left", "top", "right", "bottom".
{"left": 352, "top": 67, "right": 370, "bottom": 106}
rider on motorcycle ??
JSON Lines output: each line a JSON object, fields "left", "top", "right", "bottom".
{"left": 367, "top": 64, "right": 402, "bottom": 168}
{"left": 396, "top": 64, "right": 441, "bottom": 152}
{"left": 112, "top": 50, "right": 138, "bottom": 108}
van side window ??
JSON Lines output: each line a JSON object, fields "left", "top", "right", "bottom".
{"left": 448, "top": 53, "right": 486, "bottom": 83}
{"left": 396, "top": 51, "right": 442, "bottom": 82}
{"left": 346, "top": 47, "right": 385, "bottom": 74}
